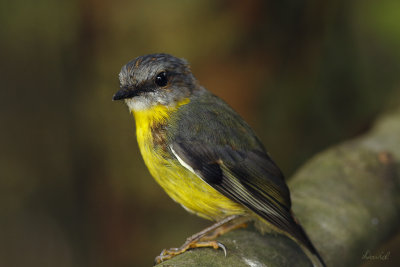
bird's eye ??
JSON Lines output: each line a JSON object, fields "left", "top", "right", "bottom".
{"left": 155, "top": 71, "right": 168, "bottom": 87}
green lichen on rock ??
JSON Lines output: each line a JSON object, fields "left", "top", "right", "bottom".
{"left": 157, "top": 226, "right": 312, "bottom": 267}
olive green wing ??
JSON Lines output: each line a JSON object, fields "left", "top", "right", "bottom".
{"left": 167, "top": 92, "right": 319, "bottom": 257}
{"left": 168, "top": 92, "right": 292, "bottom": 212}
{"left": 169, "top": 141, "right": 318, "bottom": 258}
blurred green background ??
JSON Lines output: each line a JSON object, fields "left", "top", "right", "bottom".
{"left": 1, "top": 0, "right": 399, "bottom": 266}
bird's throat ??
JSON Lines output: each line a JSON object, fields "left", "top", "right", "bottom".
{"left": 132, "top": 98, "right": 190, "bottom": 153}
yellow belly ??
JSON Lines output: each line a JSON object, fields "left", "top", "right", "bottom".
{"left": 132, "top": 102, "right": 245, "bottom": 221}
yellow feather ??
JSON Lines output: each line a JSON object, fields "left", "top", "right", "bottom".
{"left": 131, "top": 99, "right": 245, "bottom": 220}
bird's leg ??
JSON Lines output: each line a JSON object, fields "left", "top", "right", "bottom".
{"left": 154, "top": 215, "right": 250, "bottom": 264}
{"left": 200, "top": 216, "right": 249, "bottom": 241}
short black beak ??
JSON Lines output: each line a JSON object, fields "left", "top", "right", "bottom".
{"left": 112, "top": 86, "right": 135, "bottom": 101}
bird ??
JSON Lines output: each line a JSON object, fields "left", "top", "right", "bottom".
{"left": 113, "top": 53, "right": 325, "bottom": 266}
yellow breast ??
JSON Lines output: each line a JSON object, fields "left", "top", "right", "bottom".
{"left": 131, "top": 99, "right": 245, "bottom": 221}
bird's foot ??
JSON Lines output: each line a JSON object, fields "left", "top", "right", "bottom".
{"left": 154, "top": 215, "right": 249, "bottom": 265}
{"left": 154, "top": 240, "right": 226, "bottom": 264}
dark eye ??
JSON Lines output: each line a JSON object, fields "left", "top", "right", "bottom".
{"left": 155, "top": 71, "right": 168, "bottom": 87}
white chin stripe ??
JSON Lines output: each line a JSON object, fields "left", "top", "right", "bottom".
{"left": 124, "top": 97, "right": 152, "bottom": 111}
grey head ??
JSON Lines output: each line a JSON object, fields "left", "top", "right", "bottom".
{"left": 113, "top": 53, "right": 200, "bottom": 111}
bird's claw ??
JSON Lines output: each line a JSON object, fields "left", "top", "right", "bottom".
{"left": 154, "top": 240, "right": 227, "bottom": 265}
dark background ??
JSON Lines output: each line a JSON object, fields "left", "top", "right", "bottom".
{"left": 1, "top": 1, "right": 399, "bottom": 266}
